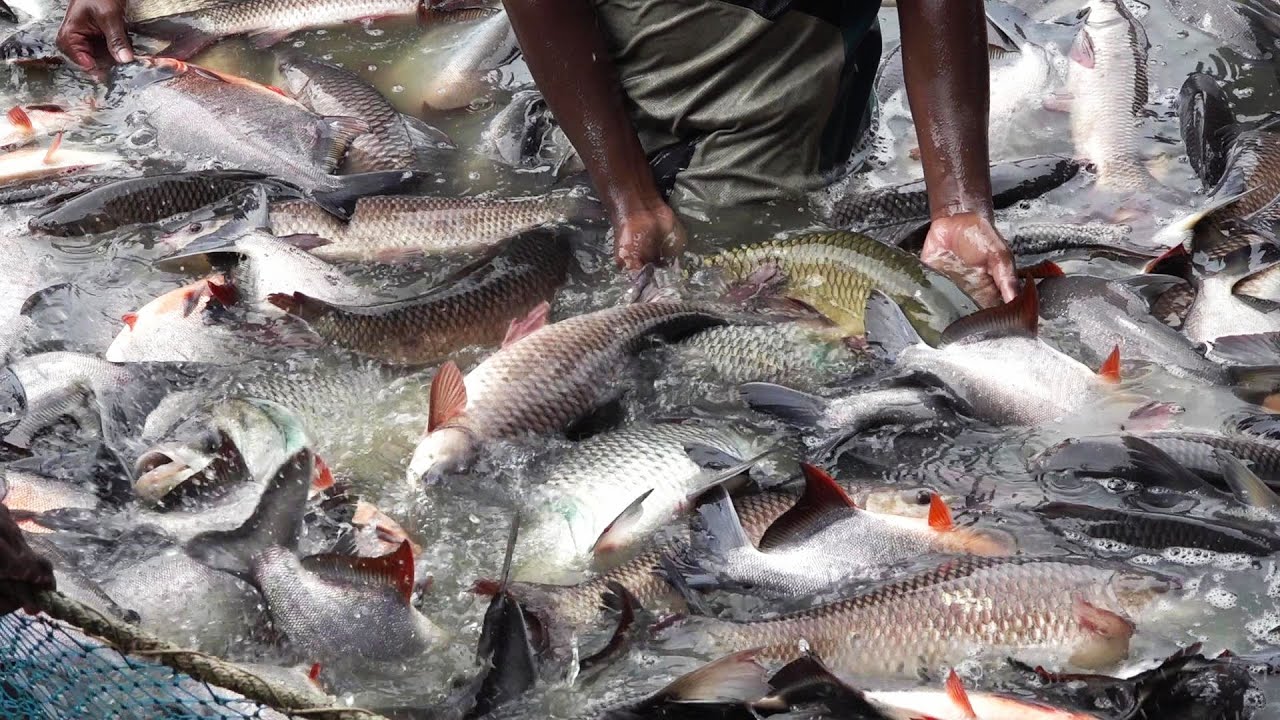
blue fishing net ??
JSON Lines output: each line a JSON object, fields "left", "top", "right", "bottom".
{"left": 0, "top": 612, "right": 291, "bottom": 720}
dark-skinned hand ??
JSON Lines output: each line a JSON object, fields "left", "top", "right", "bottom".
{"left": 56, "top": 0, "right": 133, "bottom": 74}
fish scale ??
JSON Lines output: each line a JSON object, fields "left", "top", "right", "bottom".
{"left": 697, "top": 231, "right": 976, "bottom": 345}
{"left": 669, "top": 322, "right": 866, "bottom": 391}
{"left": 275, "top": 231, "right": 570, "bottom": 363}
{"left": 688, "top": 557, "right": 1168, "bottom": 677}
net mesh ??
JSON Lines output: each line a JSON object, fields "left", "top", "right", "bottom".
{"left": 0, "top": 592, "right": 387, "bottom": 720}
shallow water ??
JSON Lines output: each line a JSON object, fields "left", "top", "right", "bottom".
{"left": 3, "top": 0, "right": 1280, "bottom": 717}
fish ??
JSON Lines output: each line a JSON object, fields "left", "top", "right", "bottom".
{"left": 1031, "top": 434, "right": 1222, "bottom": 499}
{"left": 0, "top": 174, "right": 125, "bottom": 205}
{"left": 1036, "top": 501, "right": 1280, "bottom": 556}
{"left": 824, "top": 157, "right": 1080, "bottom": 245}
{"left": 103, "top": 275, "right": 266, "bottom": 364}
{"left": 1177, "top": 72, "right": 1239, "bottom": 189}
{"left": 1139, "top": 430, "right": 1280, "bottom": 491}
{"left": 24, "top": 535, "right": 136, "bottom": 621}
{"left": 513, "top": 419, "right": 780, "bottom": 582}
{"left": 1005, "top": 223, "right": 1153, "bottom": 258}
{"left": 266, "top": 228, "right": 572, "bottom": 364}
{"left": 0, "top": 351, "right": 134, "bottom": 449}
{"left": 124, "top": 0, "right": 228, "bottom": 23}
{"left": 160, "top": 228, "right": 377, "bottom": 309}
{"left": 487, "top": 482, "right": 946, "bottom": 636}
{"left": 159, "top": 189, "right": 601, "bottom": 262}
{"left": 1036, "top": 273, "right": 1232, "bottom": 383}
{"left": 580, "top": 650, "right": 770, "bottom": 720}
{"left": 251, "top": 541, "right": 445, "bottom": 668}
{"left": 694, "top": 230, "right": 978, "bottom": 344}
{"left": 680, "top": 465, "right": 1014, "bottom": 598}
{"left": 28, "top": 170, "right": 301, "bottom": 237}
{"left": 406, "top": 302, "right": 735, "bottom": 484}
{"left": 131, "top": 0, "right": 421, "bottom": 59}
{"left": 739, "top": 384, "right": 950, "bottom": 437}
{"left": 0, "top": 465, "right": 100, "bottom": 529}
{"left": 666, "top": 322, "right": 868, "bottom": 393}
{"left": 867, "top": 281, "right": 1121, "bottom": 426}
{"left": 122, "top": 58, "right": 416, "bottom": 215}
{"left": 1178, "top": 223, "right": 1280, "bottom": 345}
{"left": 1066, "top": 0, "right": 1151, "bottom": 189}
{"left": 0, "top": 104, "right": 77, "bottom": 152}
{"left": 421, "top": 10, "right": 520, "bottom": 111}
{"left": 669, "top": 557, "right": 1170, "bottom": 677}
{"left": 133, "top": 397, "right": 306, "bottom": 507}
{"left": 0, "top": 135, "right": 117, "bottom": 185}
{"left": 278, "top": 51, "right": 453, "bottom": 173}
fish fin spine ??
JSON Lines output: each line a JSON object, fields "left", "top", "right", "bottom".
{"left": 427, "top": 361, "right": 467, "bottom": 432}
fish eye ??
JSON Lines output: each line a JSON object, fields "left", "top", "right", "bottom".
{"left": 186, "top": 222, "right": 203, "bottom": 233}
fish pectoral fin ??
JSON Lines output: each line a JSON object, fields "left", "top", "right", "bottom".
{"left": 655, "top": 648, "right": 770, "bottom": 704}
{"left": 315, "top": 116, "right": 371, "bottom": 176}
{"left": 301, "top": 539, "right": 416, "bottom": 603}
{"left": 402, "top": 114, "right": 455, "bottom": 150}
{"left": 691, "top": 486, "right": 752, "bottom": 557}
{"left": 1097, "top": 345, "right": 1122, "bottom": 383}
{"left": 945, "top": 669, "right": 978, "bottom": 720}
{"left": 1216, "top": 449, "right": 1280, "bottom": 511}
{"left": 501, "top": 301, "right": 550, "bottom": 348}
{"left": 427, "top": 361, "right": 467, "bottom": 432}
{"left": 1069, "top": 28, "right": 1095, "bottom": 68}
{"left": 927, "top": 494, "right": 954, "bottom": 531}
{"left": 758, "top": 464, "right": 856, "bottom": 551}
{"left": 246, "top": 28, "right": 294, "bottom": 50}
{"left": 589, "top": 488, "right": 652, "bottom": 558}
{"left": 1069, "top": 597, "right": 1134, "bottom": 670}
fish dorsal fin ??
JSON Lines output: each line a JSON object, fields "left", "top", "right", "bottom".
{"left": 1098, "top": 345, "right": 1122, "bottom": 383}
{"left": 121, "top": 312, "right": 138, "bottom": 330}
{"left": 7, "top": 106, "right": 31, "bottom": 132}
{"left": 311, "top": 456, "right": 334, "bottom": 492}
{"left": 266, "top": 292, "right": 328, "bottom": 322}
{"left": 655, "top": 649, "right": 768, "bottom": 704}
{"left": 1143, "top": 241, "right": 1190, "bottom": 276}
{"left": 758, "top": 464, "right": 856, "bottom": 551}
{"left": 1216, "top": 450, "right": 1280, "bottom": 511}
{"left": 303, "top": 540, "right": 415, "bottom": 603}
{"left": 945, "top": 670, "right": 978, "bottom": 719}
{"left": 502, "top": 301, "right": 550, "bottom": 348}
{"left": 428, "top": 361, "right": 467, "bottom": 432}
{"left": 939, "top": 280, "right": 1038, "bottom": 346}
{"left": 927, "top": 493, "right": 953, "bottom": 530}
{"left": 589, "top": 488, "right": 653, "bottom": 557}
{"left": 692, "top": 486, "right": 752, "bottom": 557}
{"left": 316, "top": 116, "right": 370, "bottom": 174}
{"left": 42, "top": 133, "right": 61, "bottom": 165}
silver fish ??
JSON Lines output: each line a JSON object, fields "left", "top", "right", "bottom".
{"left": 421, "top": 10, "right": 519, "bottom": 111}
{"left": 104, "top": 275, "right": 268, "bottom": 364}
{"left": 514, "top": 420, "right": 781, "bottom": 582}
{"left": 1067, "top": 0, "right": 1150, "bottom": 188}
{"left": 667, "top": 323, "right": 867, "bottom": 393}
{"left": 407, "top": 302, "right": 734, "bottom": 484}
{"left": 0, "top": 351, "right": 133, "bottom": 448}
{"left": 1181, "top": 224, "right": 1280, "bottom": 345}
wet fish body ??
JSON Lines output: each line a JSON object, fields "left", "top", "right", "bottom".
{"left": 407, "top": 302, "right": 735, "bottom": 483}
{"left": 1, "top": 351, "right": 134, "bottom": 448}
{"left": 1067, "top": 0, "right": 1150, "bottom": 188}
{"left": 279, "top": 52, "right": 452, "bottom": 173}
{"left": 0, "top": 104, "right": 76, "bottom": 152}
{"left": 0, "top": 141, "right": 116, "bottom": 184}
{"left": 1007, "top": 223, "right": 1148, "bottom": 258}
{"left": 1178, "top": 72, "right": 1238, "bottom": 188}
{"left": 28, "top": 171, "right": 299, "bottom": 237}
{"left": 698, "top": 231, "right": 977, "bottom": 344}
{"left": 1037, "top": 501, "right": 1280, "bottom": 556}
{"left": 1141, "top": 431, "right": 1280, "bottom": 490}
{"left": 104, "top": 276, "right": 256, "bottom": 364}
{"left": 164, "top": 190, "right": 598, "bottom": 262}
{"left": 268, "top": 229, "right": 571, "bottom": 364}
{"left": 133, "top": 0, "right": 420, "bottom": 59}
{"left": 682, "top": 557, "right": 1167, "bottom": 677}
{"left": 668, "top": 322, "right": 866, "bottom": 392}
{"left": 515, "top": 420, "right": 776, "bottom": 581}
{"left": 422, "top": 10, "right": 519, "bottom": 111}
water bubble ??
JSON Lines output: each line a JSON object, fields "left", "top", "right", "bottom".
{"left": 1204, "top": 586, "right": 1238, "bottom": 610}
{"left": 392, "top": 85, "right": 405, "bottom": 94}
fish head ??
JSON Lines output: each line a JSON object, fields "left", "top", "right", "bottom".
{"left": 133, "top": 423, "right": 251, "bottom": 507}
{"left": 0, "top": 367, "right": 26, "bottom": 435}
{"left": 510, "top": 502, "right": 596, "bottom": 583}
{"left": 1110, "top": 568, "right": 1177, "bottom": 615}
{"left": 406, "top": 426, "right": 477, "bottom": 487}
{"left": 156, "top": 216, "right": 234, "bottom": 256}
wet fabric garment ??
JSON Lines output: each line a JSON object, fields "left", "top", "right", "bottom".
{"left": 594, "top": 0, "right": 881, "bottom": 207}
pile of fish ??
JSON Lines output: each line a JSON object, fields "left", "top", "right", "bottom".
{"left": 6, "top": 0, "right": 1280, "bottom": 718}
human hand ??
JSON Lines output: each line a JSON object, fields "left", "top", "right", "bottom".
{"left": 612, "top": 202, "right": 686, "bottom": 271}
{"left": 921, "top": 212, "right": 1018, "bottom": 308}
{"left": 0, "top": 505, "right": 54, "bottom": 615}
{"left": 57, "top": 0, "right": 133, "bottom": 74}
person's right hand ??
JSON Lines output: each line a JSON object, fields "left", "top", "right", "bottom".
{"left": 57, "top": 0, "right": 133, "bottom": 74}
{"left": 612, "top": 202, "right": 686, "bottom": 271}
{"left": 0, "top": 504, "right": 54, "bottom": 615}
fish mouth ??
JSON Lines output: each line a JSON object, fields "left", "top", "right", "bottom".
{"left": 0, "top": 368, "right": 28, "bottom": 435}
{"left": 133, "top": 432, "right": 249, "bottom": 508}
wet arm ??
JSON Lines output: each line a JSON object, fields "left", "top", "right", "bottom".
{"left": 898, "top": 0, "right": 994, "bottom": 220}
{"left": 501, "top": 0, "right": 664, "bottom": 230}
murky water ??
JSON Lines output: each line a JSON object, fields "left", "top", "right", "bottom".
{"left": 4, "top": 0, "right": 1280, "bottom": 716}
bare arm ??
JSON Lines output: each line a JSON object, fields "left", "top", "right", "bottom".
{"left": 899, "top": 0, "right": 1017, "bottom": 305}
{"left": 503, "top": 0, "right": 684, "bottom": 269}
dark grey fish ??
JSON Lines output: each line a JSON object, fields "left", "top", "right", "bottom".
{"left": 1007, "top": 223, "right": 1153, "bottom": 258}
{"left": 278, "top": 52, "right": 453, "bottom": 174}
{"left": 1141, "top": 430, "right": 1280, "bottom": 491}
{"left": 27, "top": 170, "right": 298, "bottom": 237}
{"left": 825, "top": 156, "right": 1080, "bottom": 242}
{"left": 1036, "top": 501, "right": 1280, "bottom": 556}
{"left": 0, "top": 174, "right": 124, "bottom": 205}
{"left": 1031, "top": 434, "right": 1221, "bottom": 497}
{"left": 1178, "top": 72, "right": 1239, "bottom": 189}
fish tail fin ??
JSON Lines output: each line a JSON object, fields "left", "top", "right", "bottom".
{"left": 1227, "top": 365, "right": 1280, "bottom": 394}
{"left": 864, "top": 290, "right": 923, "bottom": 356}
{"left": 738, "top": 382, "right": 827, "bottom": 426}
{"left": 693, "top": 486, "right": 753, "bottom": 558}
{"left": 185, "top": 445, "right": 314, "bottom": 577}
{"left": 656, "top": 649, "right": 769, "bottom": 704}
{"left": 758, "top": 652, "right": 882, "bottom": 715}
{"left": 940, "top": 279, "right": 1039, "bottom": 345}
{"left": 309, "top": 169, "right": 426, "bottom": 221}
{"left": 1211, "top": 332, "right": 1280, "bottom": 366}
{"left": 266, "top": 291, "right": 329, "bottom": 322}
{"left": 1216, "top": 449, "right": 1280, "bottom": 510}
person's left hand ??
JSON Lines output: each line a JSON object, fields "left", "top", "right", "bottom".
{"left": 921, "top": 212, "right": 1018, "bottom": 308}
{"left": 0, "top": 505, "right": 54, "bottom": 615}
